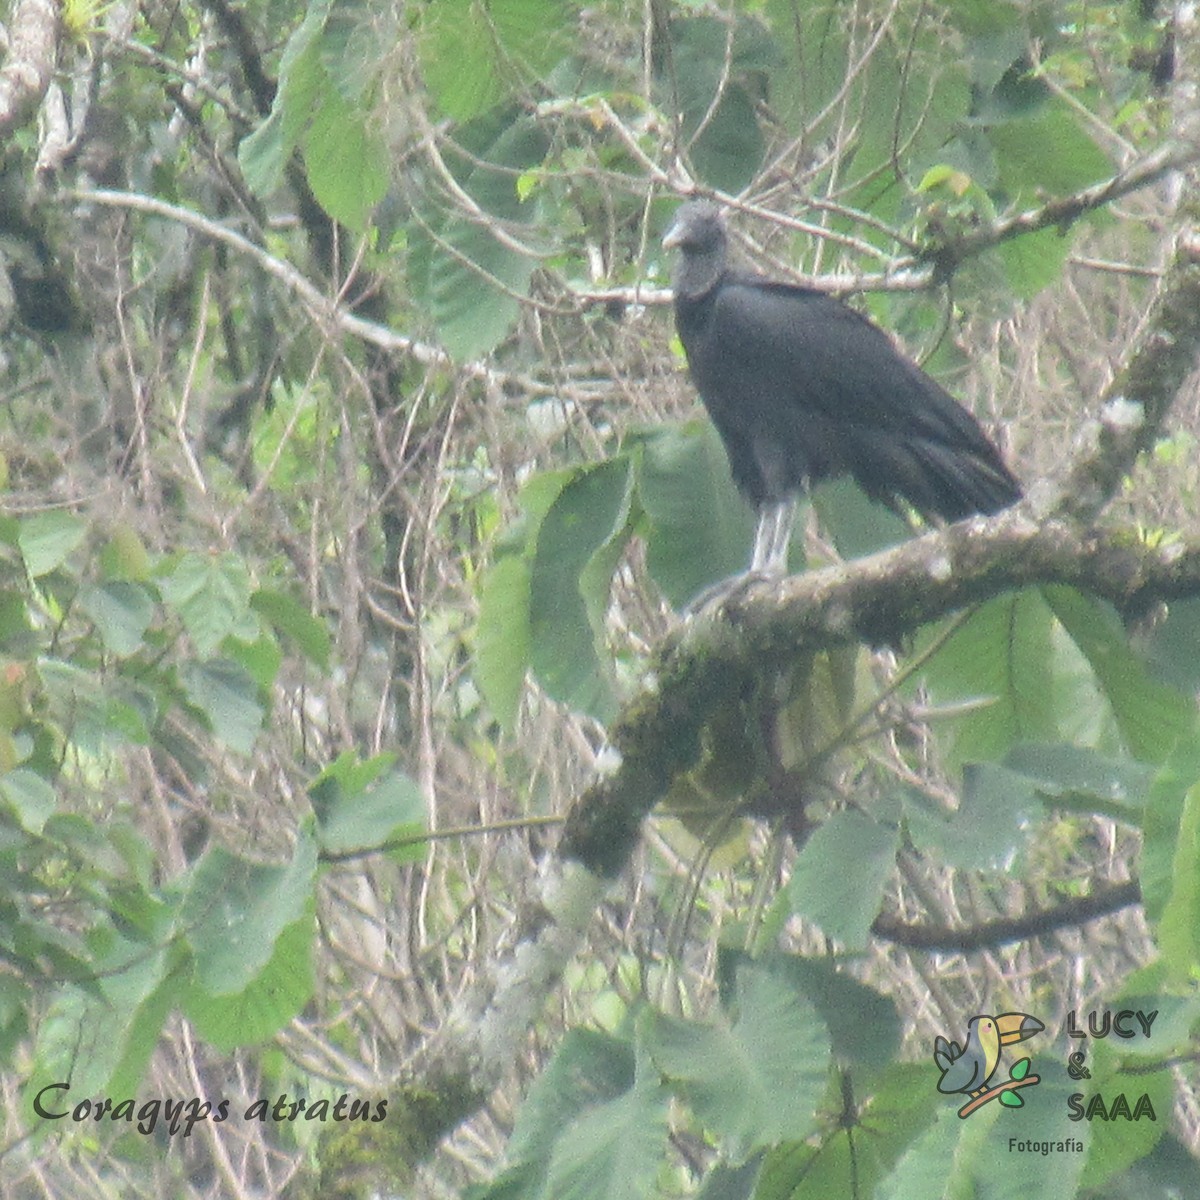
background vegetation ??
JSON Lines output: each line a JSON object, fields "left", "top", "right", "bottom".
{"left": 0, "top": 0, "right": 1199, "bottom": 1196}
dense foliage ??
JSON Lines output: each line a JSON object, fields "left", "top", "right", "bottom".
{"left": 0, "top": 0, "right": 1199, "bottom": 1197}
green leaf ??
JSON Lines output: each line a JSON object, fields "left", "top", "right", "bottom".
{"left": 528, "top": 458, "right": 634, "bottom": 719}
{"left": 1010, "top": 1057, "right": 1030, "bottom": 1080}
{"left": 917, "top": 589, "right": 1059, "bottom": 767}
{"left": 693, "top": 1158, "right": 762, "bottom": 1200}
{"left": 726, "top": 952, "right": 901, "bottom": 1072}
{"left": 787, "top": 810, "right": 898, "bottom": 949}
{"left": 989, "top": 101, "right": 1112, "bottom": 201}
{"left": 473, "top": 555, "right": 531, "bottom": 731}
{"left": 904, "top": 762, "right": 1044, "bottom": 870}
{"left": 182, "top": 835, "right": 317, "bottom": 996}
{"left": 508, "top": 1028, "right": 637, "bottom": 1168}
{"left": 226, "top": 633, "right": 282, "bottom": 692}
{"left": 158, "top": 552, "right": 256, "bottom": 656}
{"left": 238, "top": 108, "right": 290, "bottom": 197}
{"left": 79, "top": 581, "right": 155, "bottom": 657}
{"left": 312, "top": 763, "right": 426, "bottom": 860}
{"left": 419, "top": 0, "right": 570, "bottom": 121}
{"left": 1002, "top": 742, "right": 1152, "bottom": 824}
{"left": 811, "top": 477, "right": 913, "bottom": 559}
{"left": 1044, "top": 586, "right": 1194, "bottom": 764}
{"left": 250, "top": 588, "right": 331, "bottom": 668}
{"left": 1140, "top": 736, "right": 1200, "bottom": 971}
{"left": 879, "top": 1080, "right": 1089, "bottom": 1200}
{"left": 1157, "top": 777, "right": 1200, "bottom": 983}
{"left": 180, "top": 660, "right": 264, "bottom": 755}
{"left": 18, "top": 511, "right": 86, "bottom": 577}
{"left": 756, "top": 1063, "right": 939, "bottom": 1200}
{"left": 0, "top": 768, "right": 56, "bottom": 834}
{"left": 649, "top": 963, "right": 831, "bottom": 1155}
{"left": 472, "top": 465, "right": 576, "bottom": 731}
{"left": 1143, "top": 596, "right": 1200, "bottom": 693}
{"left": 998, "top": 224, "right": 1072, "bottom": 299}
{"left": 26, "top": 945, "right": 178, "bottom": 1104}
{"left": 638, "top": 421, "right": 757, "bottom": 607}
{"left": 408, "top": 113, "right": 548, "bottom": 360}
{"left": 541, "top": 1050, "right": 668, "bottom": 1200}
{"left": 999, "top": 1090, "right": 1023, "bottom": 1107}
{"left": 237, "top": 1, "right": 328, "bottom": 195}
{"left": 184, "top": 916, "right": 314, "bottom": 1050}
{"left": 670, "top": 16, "right": 776, "bottom": 192}
{"left": 320, "top": 0, "right": 384, "bottom": 105}
{"left": 302, "top": 83, "right": 388, "bottom": 232}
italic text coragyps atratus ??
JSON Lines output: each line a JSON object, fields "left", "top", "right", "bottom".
{"left": 662, "top": 200, "right": 1021, "bottom": 579}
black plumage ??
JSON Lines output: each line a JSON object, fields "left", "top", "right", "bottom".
{"left": 662, "top": 200, "right": 1021, "bottom": 576}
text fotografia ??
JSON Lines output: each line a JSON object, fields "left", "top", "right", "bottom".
{"left": 1009, "top": 1138, "right": 1084, "bottom": 1155}
{"left": 33, "top": 1084, "right": 388, "bottom": 1139}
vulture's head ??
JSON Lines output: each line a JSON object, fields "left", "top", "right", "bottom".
{"left": 663, "top": 200, "right": 728, "bottom": 299}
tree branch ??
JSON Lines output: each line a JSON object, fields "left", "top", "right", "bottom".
{"left": 872, "top": 881, "right": 1141, "bottom": 953}
{"left": 0, "top": 0, "right": 57, "bottom": 139}
{"left": 560, "top": 513, "right": 1200, "bottom": 874}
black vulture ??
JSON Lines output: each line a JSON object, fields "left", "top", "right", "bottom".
{"left": 662, "top": 200, "right": 1021, "bottom": 578}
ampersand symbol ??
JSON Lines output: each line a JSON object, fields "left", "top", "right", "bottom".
{"left": 1067, "top": 1050, "right": 1091, "bottom": 1080}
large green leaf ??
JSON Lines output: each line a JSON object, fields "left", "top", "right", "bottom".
{"left": 1045, "top": 586, "right": 1194, "bottom": 764}
{"left": 648, "top": 963, "right": 831, "bottom": 1156}
{"left": 0, "top": 768, "right": 56, "bottom": 834}
{"left": 499, "top": 1027, "right": 667, "bottom": 1200}
{"left": 1002, "top": 742, "right": 1152, "bottom": 824}
{"left": 507, "top": 1028, "right": 638, "bottom": 1168}
{"left": 184, "top": 916, "right": 314, "bottom": 1050}
{"left": 638, "top": 421, "right": 756, "bottom": 607}
{"left": 179, "top": 659, "right": 265, "bottom": 755}
{"left": 1087, "top": 1135, "right": 1200, "bottom": 1200}
{"left": 723, "top": 952, "right": 901, "bottom": 1071}
{"left": 1074, "top": 1042, "right": 1174, "bottom": 1196}
{"left": 908, "top": 740, "right": 1150, "bottom": 873}
{"left": 18, "top": 511, "right": 86, "bottom": 577}
{"left": 408, "top": 113, "right": 548, "bottom": 360}
{"left": 786, "top": 810, "right": 899, "bottom": 949}
{"left": 1140, "top": 735, "right": 1200, "bottom": 939}
{"left": 528, "top": 458, "right": 635, "bottom": 719}
{"left": 158, "top": 552, "right": 256, "bottom": 656}
{"left": 237, "top": 0, "right": 386, "bottom": 228}
{"left": 913, "top": 762, "right": 1045, "bottom": 870}
{"left": 756, "top": 1064, "right": 939, "bottom": 1200}
{"left": 880, "top": 1077, "right": 1089, "bottom": 1200}
{"left": 1143, "top": 596, "right": 1200, "bottom": 693}
{"left": 250, "top": 588, "right": 331, "bottom": 668}
{"left": 811, "top": 476, "right": 912, "bottom": 559}
{"left": 988, "top": 100, "right": 1112, "bottom": 201}
{"left": 182, "top": 835, "right": 317, "bottom": 997}
{"left": 79, "top": 582, "right": 156, "bottom": 657}
{"left": 301, "top": 80, "right": 388, "bottom": 232}
{"left": 310, "top": 753, "right": 427, "bottom": 861}
{"left": 917, "top": 589, "right": 1059, "bottom": 766}
{"left": 419, "top": 0, "right": 571, "bottom": 121}
{"left": 473, "top": 555, "right": 531, "bottom": 732}
{"left": 999, "top": 223, "right": 1073, "bottom": 299}
{"left": 541, "top": 1051, "right": 668, "bottom": 1200}
{"left": 237, "top": 0, "right": 330, "bottom": 195}
{"left": 473, "top": 469, "right": 575, "bottom": 730}
{"left": 669, "top": 16, "right": 774, "bottom": 193}
{"left": 25, "top": 934, "right": 179, "bottom": 1105}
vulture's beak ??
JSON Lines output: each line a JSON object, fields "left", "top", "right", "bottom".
{"left": 662, "top": 217, "right": 684, "bottom": 249}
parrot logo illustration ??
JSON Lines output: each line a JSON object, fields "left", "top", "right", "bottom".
{"left": 934, "top": 1011, "right": 1044, "bottom": 1118}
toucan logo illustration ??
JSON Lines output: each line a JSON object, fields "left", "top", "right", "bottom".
{"left": 933, "top": 1011, "right": 1044, "bottom": 1118}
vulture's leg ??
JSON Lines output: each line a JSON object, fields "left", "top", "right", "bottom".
{"left": 750, "top": 495, "right": 798, "bottom": 576}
